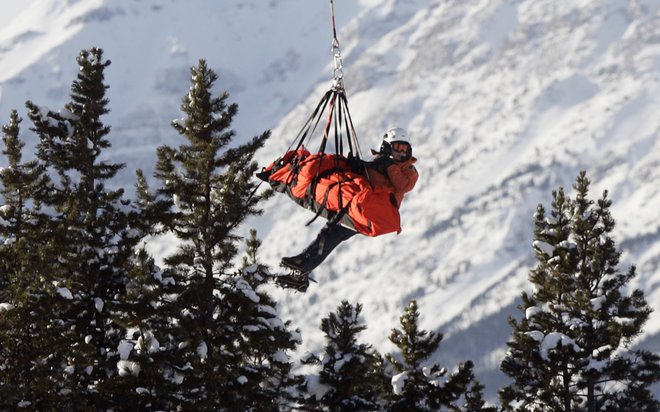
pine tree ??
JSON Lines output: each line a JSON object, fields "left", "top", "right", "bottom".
{"left": 100, "top": 247, "right": 179, "bottom": 410}
{"left": 386, "top": 300, "right": 492, "bottom": 412}
{"left": 20, "top": 47, "right": 142, "bottom": 409}
{"left": 0, "top": 110, "right": 50, "bottom": 296}
{"left": 0, "top": 110, "right": 59, "bottom": 410}
{"left": 299, "top": 300, "right": 387, "bottom": 411}
{"left": 499, "top": 171, "right": 660, "bottom": 412}
{"left": 148, "top": 59, "right": 276, "bottom": 409}
{"left": 222, "top": 230, "right": 304, "bottom": 411}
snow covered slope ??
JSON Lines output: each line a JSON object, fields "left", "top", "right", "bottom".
{"left": 1, "top": 0, "right": 659, "bottom": 401}
{"left": 0, "top": 0, "right": 365, "bottom": 182}
{"left": 257, "top": 0, "right": 660, "bottom": 398}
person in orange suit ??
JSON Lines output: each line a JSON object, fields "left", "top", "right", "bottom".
{"left": 280, "top": 127, "right": 418, "bottom": 291}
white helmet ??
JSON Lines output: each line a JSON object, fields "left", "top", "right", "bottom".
{"left": 378, "top": 127, "right": 412, "bottom": 161}
{"left": 383, "top": 127, "right": 409, "bottom": 144}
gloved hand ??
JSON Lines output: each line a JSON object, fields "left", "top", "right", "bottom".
{"left": 346, "top": 154, "right": 365, "bottom": 172}
{"left": 370, "top": 155, "right": 394, "bottom": 174}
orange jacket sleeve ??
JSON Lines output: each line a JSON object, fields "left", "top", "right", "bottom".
{"left": 386, "top": 159, "right": 418, "bottom": 194}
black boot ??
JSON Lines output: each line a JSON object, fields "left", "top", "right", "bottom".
{"left": 276, "top": 273, "right": 310, "bottom": 292}
{"left": 279, "top": 255, "right": 314, "bottom": 292}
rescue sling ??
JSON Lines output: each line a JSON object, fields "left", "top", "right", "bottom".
{"left": 257, "top": 0, "right": 401, "bottom": 237}
{"left": 259, "top": 147, "right": 401, "bottom": 237}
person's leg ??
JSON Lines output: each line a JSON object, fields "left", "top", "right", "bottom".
{"left": 282, "top": 222, "right": 357, "bottom": 273}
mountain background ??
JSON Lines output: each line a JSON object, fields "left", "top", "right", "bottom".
{"left": 1, "top": 0, "right": 658, "bottom": 401}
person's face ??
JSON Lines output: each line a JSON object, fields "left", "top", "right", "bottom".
{"left": 391, "top": 141, "right": 411, "bottom": 162}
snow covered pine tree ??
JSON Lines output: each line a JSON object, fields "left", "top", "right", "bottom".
{"left": 0, "top": 110, "right": 56, "bottom": 409}
{"left": 229, "top": 230, "right": 304, "bottom": 410}
{"left": 499, "top": 171, "right": 660, "bottom": 412}
{"left": 145, "top": 59, "right": 301, "bottom": 410}
{"left": 3, "top": 48, "right": 143, "bottom": 409}
{"left": 386, "top": 300, "right": 494, "bottom": 412}
{"left": 299, "top": 300, "right": 387, "bottom": 410}
{"left": 102, "top": 247, "right": 181, "bottom": 409}
{"left": 0, "top": 110, "right": 52, "bottom": 298}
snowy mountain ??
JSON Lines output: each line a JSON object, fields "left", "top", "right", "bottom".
{"left": 1, "top": 0, "right": 659, "bottom": 401}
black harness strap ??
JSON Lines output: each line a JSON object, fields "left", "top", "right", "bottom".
{"left": 292, "top": 89, "right": 334, "bottom": 153}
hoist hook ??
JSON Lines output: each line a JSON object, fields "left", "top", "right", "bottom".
{"left": 329, "top": 0, "right": 344, "bottom": 90}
